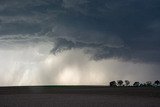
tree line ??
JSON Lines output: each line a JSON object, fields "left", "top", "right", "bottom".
{"left": 109, "top": 80, "right": 160, "bottom": 87}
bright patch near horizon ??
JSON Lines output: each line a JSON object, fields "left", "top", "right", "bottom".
{"left": 56, "top": 67, "right": 80, "bottom": 85}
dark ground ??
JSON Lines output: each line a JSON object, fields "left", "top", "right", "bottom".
{"left": 0, "top": 86, "right": 160, "bottom": 107}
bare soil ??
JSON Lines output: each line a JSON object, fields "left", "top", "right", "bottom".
{"left": 0, "top": 86, "right": 159, "bottom": 107}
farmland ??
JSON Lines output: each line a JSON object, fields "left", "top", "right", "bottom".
{"left": 0, "top": 86, "right": 160, "bottom": 107}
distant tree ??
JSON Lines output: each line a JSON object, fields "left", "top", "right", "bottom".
{"left": 133, "top": 82, "right": 140, "bottom": 87}
{"left": 139, "top": 83, "right": 144, "bottom": 87}
{"left": 140, "top": 83, "right": 147, "bottom": 87}
{"left": 146, "top": 81, "right": 152, "bottom": 87}
{"left": 124, "top": 80, "right": 130, "bottom": 86}
{"left": 109, "top": 81, "right": 117, "bottom": 87}
{"left": 117, "top": 80, "right": 123, "bottom": 86}
{"left": 154, "top": 80, "right": 160, "bottom": 86}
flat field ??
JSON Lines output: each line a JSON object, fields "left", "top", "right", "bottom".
{"left": 0, "top": 86, "right": 160, "bottom": 107}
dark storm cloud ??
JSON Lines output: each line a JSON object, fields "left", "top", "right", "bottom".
{"left": 51, "top": 38, "right": 130, "bottom": 61}
{"left": 0, "top": 0, "right": 160, "bottom": 63}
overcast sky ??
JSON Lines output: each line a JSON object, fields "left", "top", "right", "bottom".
{"left": 0, "top": 0, "right": 160, "bottom": 86}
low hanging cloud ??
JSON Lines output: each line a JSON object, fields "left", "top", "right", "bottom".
{"left": 51, "top": 37, "right": 130, "bottom": 61}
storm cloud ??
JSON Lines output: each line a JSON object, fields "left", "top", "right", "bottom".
{"left": 0, "top": 0, "right": 160, "bottom": 85}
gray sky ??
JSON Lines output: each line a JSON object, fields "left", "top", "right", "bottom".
{"left": 0, "top": 0, "right": 160, "bottom": 85}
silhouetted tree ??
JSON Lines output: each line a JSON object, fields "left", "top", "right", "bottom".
{"left": 140, "top": 83, "right": 147, "bottom": 87}
{"left": 124, "top": 80, "right": 130, "bottom": 86}
{"left": 133, "top": 82, "right": 140, "bottom": 87}
{"left": 109, "top": 81, "right": 117, "bottom": 87}
{"left": 117, "top": 80, "right": 123, "bottom": 86}
{"left": 146, "top": 81, "right": 152, "bottom": 87}
{"left": 154, "top": 80, "right": 160, "bottom": 86}
{"left": 140, "top": 83, "right": 143, "bottom": 87}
